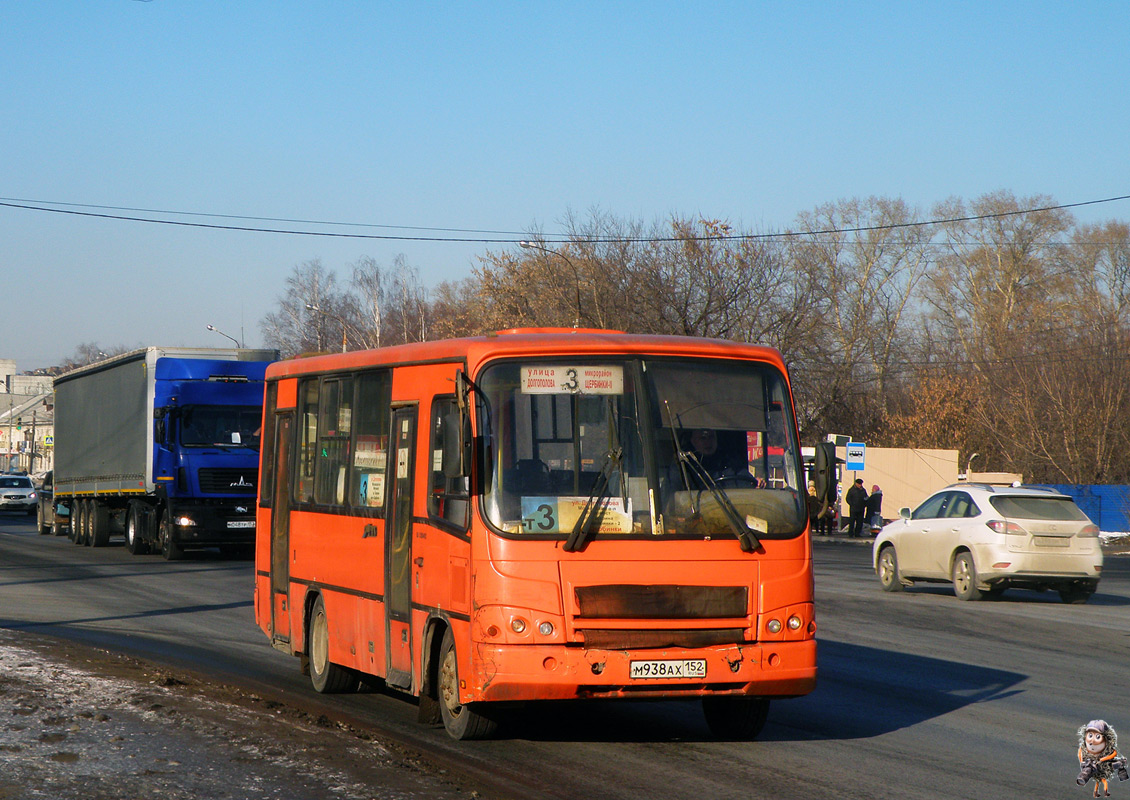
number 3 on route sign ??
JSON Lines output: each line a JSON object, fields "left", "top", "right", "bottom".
{"left": 846, "top": 442, "right": 866, "bottom": 472}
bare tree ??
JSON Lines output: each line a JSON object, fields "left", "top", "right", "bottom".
{"left": 260, "top": 259, "right": 352, "bottom": 358}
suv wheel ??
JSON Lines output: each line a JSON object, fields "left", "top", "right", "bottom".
{"left": 952, "top": 552, "right": 983, "bottom": 601}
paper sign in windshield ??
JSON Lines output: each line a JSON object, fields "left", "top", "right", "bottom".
{"left": 521, "top": 365, "right": 624, "bottom": 395}
{"left": 521, "top": 496, "right": 633, "bottom": 534}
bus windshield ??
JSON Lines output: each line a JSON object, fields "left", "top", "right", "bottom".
{"left": 478, "top": 357, "right": 806, "bottom": 540}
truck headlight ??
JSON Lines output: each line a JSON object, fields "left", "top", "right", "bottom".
{"left": 174, "top": 515, "right": 197, "bottom": 527}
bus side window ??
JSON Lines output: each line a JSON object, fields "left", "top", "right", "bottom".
{"left": 429, "top": 396, "right": 470, "bottom": 529}
{"left": 351, "top": 370, "right": 392, "bottom": 511}
{"left": 296, "top": 379, "right": 319, "bottom": 505}
{"left": 314, "top": 377, "right": 352, "bottom": 507}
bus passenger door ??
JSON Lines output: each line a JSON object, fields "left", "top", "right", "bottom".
{"left": 385, "top": 406, "right": 417, "bottom": 689}
{"left": 270, "top": 411, "right": 294, "bottom": 644}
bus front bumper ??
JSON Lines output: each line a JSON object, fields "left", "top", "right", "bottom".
{"left": 467, "top": 639, "right": 817, "bottom": 704}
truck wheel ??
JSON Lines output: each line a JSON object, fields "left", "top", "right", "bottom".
{"left": 159, "top": 512, "right": 184, "bottom": 561}
{"left": 90, "top": 502, "right": 110, "bottom": 547}
{"left": 308, "top": 596, "right": 359, "bottom": 694}
{"left": 438, "top": 627, "right": 498, "bottom": 740}
{"left": 73, "top": 501, "right": 88, "bottom": 546}
{"left": 126, "top": 503, "right": 150, "bottom": 555}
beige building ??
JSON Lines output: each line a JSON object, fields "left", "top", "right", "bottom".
{"left": 835, "top": 446, "right": 959, "bottom": 521}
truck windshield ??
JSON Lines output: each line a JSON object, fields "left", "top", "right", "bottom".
{"left": 180, "top": 405, "right": 262, "bottom": 448}
{"left": 478, "top": 357, "right": 806, "bottom": 540}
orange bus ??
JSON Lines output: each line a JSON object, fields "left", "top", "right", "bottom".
{"left": 254, "top": 329, "right": 817, "bottom": 739}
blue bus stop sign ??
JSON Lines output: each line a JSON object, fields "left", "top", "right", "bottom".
{"left": 846, "top": 442, "right": 866, "bottom": 472}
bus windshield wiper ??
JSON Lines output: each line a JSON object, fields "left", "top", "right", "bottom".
{"left": 681, "top": 450, "right": 759, "bottom": 553}
{"left": 563, "top": 447, "right": 621, "bottom": 552}
{"left": 664, "top": 401, "right": 758, "bottom": 553}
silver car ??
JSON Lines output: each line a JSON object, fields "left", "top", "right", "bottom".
{"left": 0, "top": 474, "right": 38, "bottom": 515}
{"left": 873, "top": 483, "right": 1102, "bottom": 603}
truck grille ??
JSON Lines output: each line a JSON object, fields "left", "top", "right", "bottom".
{"left": 198, "top": 468, "right": 258, "bottom": 494}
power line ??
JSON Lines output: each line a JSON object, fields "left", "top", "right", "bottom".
{"left": 1, "top": 193, "right": 1128, "bottom": 245}
{"left": 0, "top": 196, "right": 529, "bottom": 236}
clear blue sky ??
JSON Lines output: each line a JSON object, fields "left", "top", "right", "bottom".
{"left": 3, "top": 2, "right": 1128, "bottom": 370}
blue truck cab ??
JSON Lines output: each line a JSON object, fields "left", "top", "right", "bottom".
{"left": 151, "top": 357, "right": 271, "bottom": 557}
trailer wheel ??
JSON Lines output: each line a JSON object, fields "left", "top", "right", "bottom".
{"left": 438, "top": 627, "right": 499, "bottom": 740}
{"left": 307, "top": 595, "right": 359, "bottom": 694}
{"left": 90, "top": 502, "right": 110, "bottom": 547}
{"left": 159, "top": 512, "right": 184, "bottom": 561}
{"left": 72, "top": 501, "right": 88, "bottom": 546}
{"left": 126, "top": 503, "right": 150, "bottom": 555}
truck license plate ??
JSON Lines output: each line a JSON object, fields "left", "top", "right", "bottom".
{"left": 227, "top": 520, "right": 256, "bottom": 529}
{"left": 629, "top": 659, "right": 706, "bottom": 679}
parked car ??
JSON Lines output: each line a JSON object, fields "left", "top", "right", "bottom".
{"left": 0, "top": 474, "right": 38, "bottom": 515}
{"left": 36, "top": 470, "right": 68, "bottom": 535}
{"left": 873, "top": 483, "right": 1102, "bottom": 603}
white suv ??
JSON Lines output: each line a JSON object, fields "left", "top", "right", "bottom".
{"left": 0, "top": 474, "right": 38, "bottom": 515}
{"left": 873, "top": 483, "right": 1102, "bottom": 603}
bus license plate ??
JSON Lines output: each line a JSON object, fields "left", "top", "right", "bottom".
{"left": 227, "top": 520, "right": 256, "bottom": 529}
{"left": 629, "top": 659, "right": 706, "bottom": 679}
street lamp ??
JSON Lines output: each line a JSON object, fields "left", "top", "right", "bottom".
{"left": 518, "top": 240, "right": 584, "bottom": 327}
{"left": 205, "top": 324, "right": 242, "bottom": 348}
{"left": 305, "top": 304, "right": 348, "bottom": 353}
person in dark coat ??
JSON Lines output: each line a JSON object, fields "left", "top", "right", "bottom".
{"left": 865, "top": 484, "right": 884, "bottom": 534}
{"left": 845, "top": 478, "right": 868, "bottom": 537}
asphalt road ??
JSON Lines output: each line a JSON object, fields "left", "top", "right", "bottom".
{"left": 1, "top": 512, "right": 1125, "bottom": 799}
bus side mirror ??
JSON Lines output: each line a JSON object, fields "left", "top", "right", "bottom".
{"left": 814, "top": 441, "right": 838, "bottom": 504}
{"left": 441, "top": 411, "right": 471, "bottom": 478}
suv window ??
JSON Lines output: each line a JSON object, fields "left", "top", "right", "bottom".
{"left": 946, "top": 492, "right": 979, "bottom": 519}
{"left": 989, "top": 495, "right": 1089, "bottom": 521}
{"left": 0, "top": 477, "right": 32, "bottom": 489}
{"left": 913, "top": 492, "right": 948, "bottom": 519}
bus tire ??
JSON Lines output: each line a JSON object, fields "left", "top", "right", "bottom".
{"left": 308, "top": 595, "right": 359, "bottom": 694}
{"left": 126, "top": 503, "right": 150, "bottom": 555}
{"left": 438, "top": 627, "right": 498, "bottom": 740}
{"left": 702, "top": 696, "right": 770, "bottom": 740}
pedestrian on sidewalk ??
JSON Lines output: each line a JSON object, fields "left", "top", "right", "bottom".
{"left": 846, "top": 478, "right": 868, "bottom": 538}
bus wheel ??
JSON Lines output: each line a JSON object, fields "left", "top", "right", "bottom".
{"left": 438, "top": 627, "right": 498, "bottom": 740}
{"left": 159, "top": 513, "right": 183, "bottom": 561}
{"left": 308, "top": 596, "right": 359, "bottom": 694}
{"left": 702, "top": 696, "right": 770, "bottom": 740}
{"left": 126, "top": 503, "right": 150, "bottom": 555}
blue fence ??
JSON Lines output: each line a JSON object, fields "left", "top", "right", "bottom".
{"left": 1031, "top": 484, "right": 1130, "bottom": 533}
